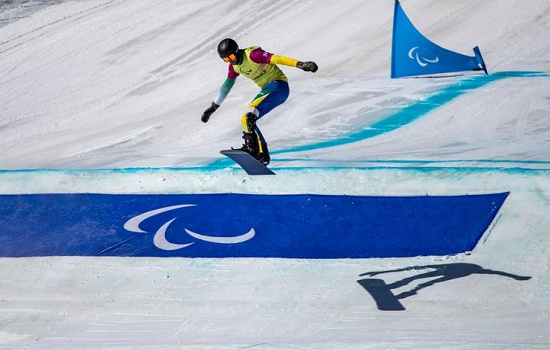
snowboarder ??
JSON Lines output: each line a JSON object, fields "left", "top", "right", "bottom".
{"left": 201, "top": 38, "right": 318, "bottom": 165}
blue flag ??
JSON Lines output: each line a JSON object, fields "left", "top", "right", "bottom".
{"left": 391, "top": 0, "right": 487, "bottom": 78}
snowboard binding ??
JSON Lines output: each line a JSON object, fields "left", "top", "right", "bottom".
{"left": 239, "top": 131, "right": 270, "bottom": 166}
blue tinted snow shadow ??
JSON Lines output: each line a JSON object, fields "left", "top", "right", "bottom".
{"left": 0, "top": 192, "right": 508, "bottom": 258}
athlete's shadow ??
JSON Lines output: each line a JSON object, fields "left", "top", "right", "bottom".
{"left": 357, "top": 263, "right": 531, "bottom": 311}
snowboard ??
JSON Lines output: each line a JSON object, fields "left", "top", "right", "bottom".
{"left": 220, "top": 149, "right": 275, "bottom": 175}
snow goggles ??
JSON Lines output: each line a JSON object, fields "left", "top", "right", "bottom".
{"left": 222, "top": 53, "right": 237, "bottom": 62}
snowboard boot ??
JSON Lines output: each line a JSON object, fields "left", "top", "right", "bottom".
{"left": 240, "top": 131, "right": 259, "bottom": 158}
{"left": 243, "top": 112, "right": 258, "bottom": 132}
{"left": 256, "top": 141, "right": 270, "bottom": 166}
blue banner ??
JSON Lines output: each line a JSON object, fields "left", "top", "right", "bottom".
{"left": 391, "top": 0, "right": 487, "bottom": 78}
{"left": 0, "top": 192, "right": 507, "bottom": 258}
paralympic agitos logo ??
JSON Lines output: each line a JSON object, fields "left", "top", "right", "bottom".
{"left": 123, "top": 204, "right": 255, "bottom": 251}
{"left": 408, "top": 46, "right": 440, "bottom": 67}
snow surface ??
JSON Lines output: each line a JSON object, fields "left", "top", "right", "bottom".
{"left": 1, "top": 0, "right": 550, "bottom": 348}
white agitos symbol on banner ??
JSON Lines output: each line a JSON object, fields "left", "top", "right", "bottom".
{"left": 124, "top": 204, "right": 255, "bottom": 251}
{"left": 408, "top": 47, "right": 439, "bottom": 67}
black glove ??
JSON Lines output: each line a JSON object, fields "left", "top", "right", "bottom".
{"left": 201, "top": 102, "right": 219, "bottom": 123}
{"left": 297, "top": 61, "right": 318, "bottom": 73}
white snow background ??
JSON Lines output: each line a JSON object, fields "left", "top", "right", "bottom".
{"left": 1, "top": 0, "right": 550, "bottom": 348}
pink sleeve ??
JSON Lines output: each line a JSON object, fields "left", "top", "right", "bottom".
{"left": 227, "top": 64, "right": 239, "bottom": 79}
{"left": 249, "top": 48, "right": 273, "bottom": 64}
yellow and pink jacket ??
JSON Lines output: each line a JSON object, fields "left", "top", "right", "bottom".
{"left": 214, "top": 46, "right": 299, "bottom": 105}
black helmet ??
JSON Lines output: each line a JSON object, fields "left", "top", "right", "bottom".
{"left": 217, "top": 38, "right": 238, "bottom": 59}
